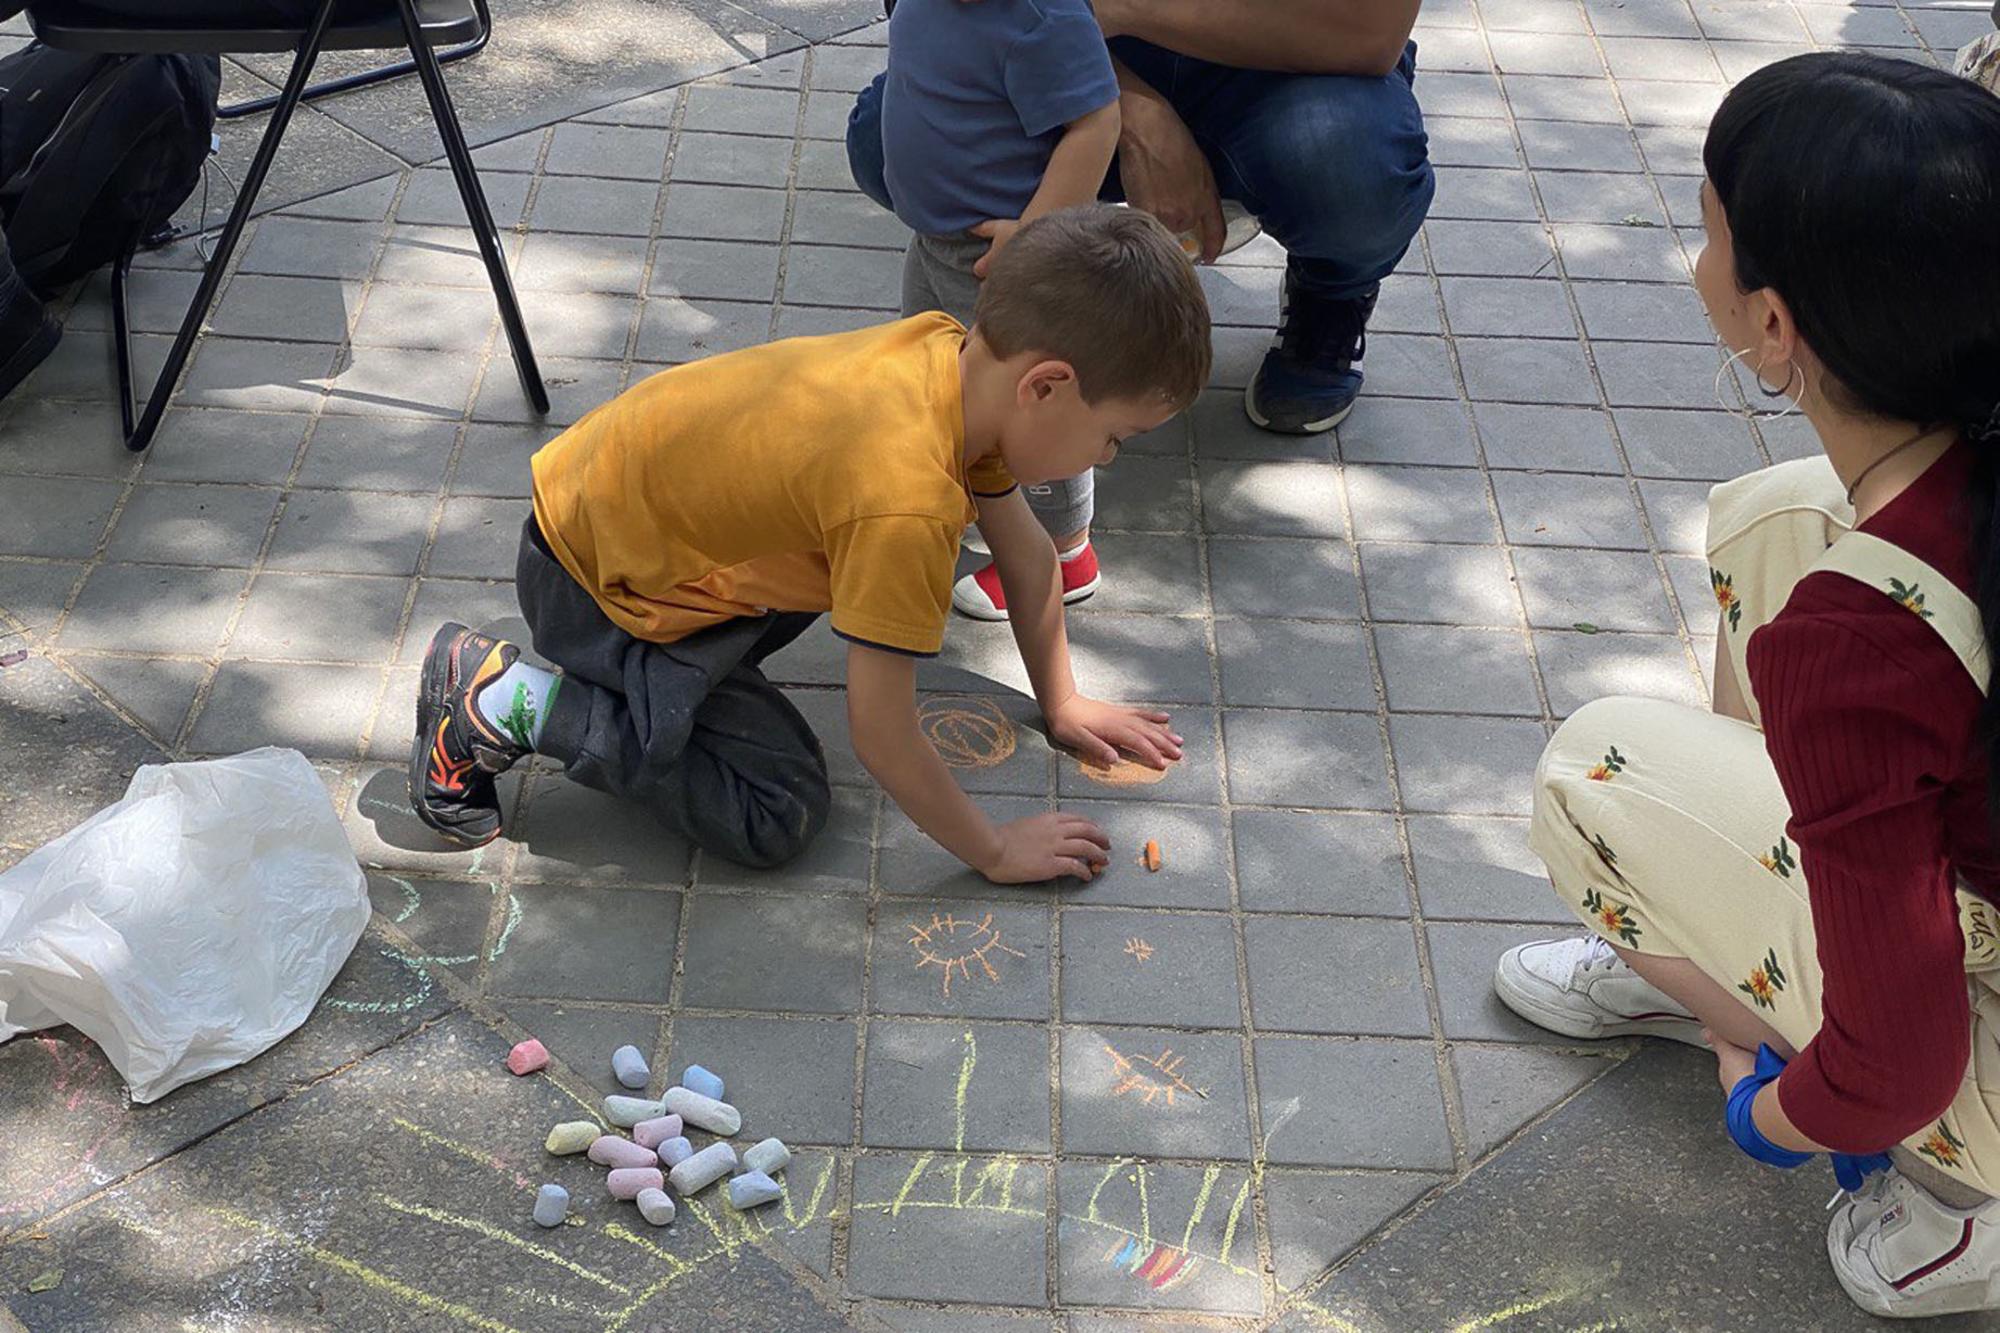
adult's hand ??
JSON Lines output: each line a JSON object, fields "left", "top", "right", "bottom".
{"left": 1116, "top": 75, "right": 1225, "bottom": 263}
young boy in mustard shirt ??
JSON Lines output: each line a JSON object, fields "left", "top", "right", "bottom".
{"left": 409, "top": 205, "right": 1210, "bottom": 882}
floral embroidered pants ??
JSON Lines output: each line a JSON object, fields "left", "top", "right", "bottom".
{"left": 1529, "top": 456, "right": 2000, "bottom": 1194}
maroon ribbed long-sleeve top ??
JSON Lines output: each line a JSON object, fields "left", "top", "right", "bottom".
{"left": 1750, "top": 442, "right": 1998, "bottom": 1152}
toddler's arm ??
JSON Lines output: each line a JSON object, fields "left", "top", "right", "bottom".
{"left": 973, "top": 101, "right": 1121, "bottom": 274}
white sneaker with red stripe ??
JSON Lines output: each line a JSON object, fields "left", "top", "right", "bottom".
{"left": 952, "top": 541, "right": 1101, "bottom": 621}
{"left": 1829, "top": 1168, "right": 2000, "bottom": 1317}
{"left": 1492, "top": 936, "right": 1706, "bottom": 1045}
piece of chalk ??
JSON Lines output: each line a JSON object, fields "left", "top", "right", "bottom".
{"left": 545, "top": 1121, "right": 599, "bottom": 1155}
{"left": 740, "top": 1137, "right": 790, "bottom": 1177}
{"left": 589, "top": 1135, "right": 659, "bottom": 1170}
{"left": 728, "top": 1171, "right": 783, "bottom": 1210}
{"left": 611, "top": 1044, "right": 650, "bottom": 1090}
{"left": 681, "top": 1064, "right": 724, "bottom": 1100}
{"left": 603, "top": 1095, "right": 666, "bottom": 1128}
{"left": 663, "top": 1086, "right": 741, "bottom": 1136}
{"left": 606, "top": 1167, "right": 664, "bottom": 1201}
{"left": 667, "top": 1141, "right": 737, "bottom": 1195}
{"left": 635, "top": 1187, "right": 676, "bottom": 1226}
{"left": 506, "top": 1039, "right": 550, "bottom": 1075}
{"left": 631, "top": 1115, "right": 684, "bottom": 1150}
{"left": 656, "top": 1136, "right": 695, "bottom": 1169}
{"left": 1142, "top": 839, "right": 1162, "bottom": 873}
{"left": 533, "top": 1183, "right": 569, "bottom": 1227}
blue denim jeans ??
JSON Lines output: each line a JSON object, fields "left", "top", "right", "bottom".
{"left": 846, "top": 38, "right": 1435, "bottom": 303}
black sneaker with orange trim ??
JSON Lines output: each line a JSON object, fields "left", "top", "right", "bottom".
{"left": 410, "top": 622, "right": 531, "bottom": 846}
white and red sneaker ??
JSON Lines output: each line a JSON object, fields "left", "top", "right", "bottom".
{"left": 1829, "top": 1167, "right": 2000, "bottom": 1317}
{"left": 1492, "top": 936, "right": 1705, "bottom": 1045}
{"left": 952, "top": 541, "right": 1102, "bottom": 621}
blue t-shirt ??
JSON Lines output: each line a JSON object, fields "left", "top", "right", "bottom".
{"left": 881, "top": 0, "right": 1120, "bottom": 237}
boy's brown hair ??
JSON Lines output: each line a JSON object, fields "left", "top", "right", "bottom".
{"left": 972, "top": 204, "right": 1213, "bottom": 411}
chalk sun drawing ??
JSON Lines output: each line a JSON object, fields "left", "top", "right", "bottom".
{"left": 908, "top": 911, "right": 1026, "bottom": 997}
{"left": 1123, "top": 937, "right": 1155, "bottom": 963}
{"left": 1106, "top": 1044, "right": 1204, "bottom": 1108}
{"left": 918, "top": 695, "right": 1016, "bottom": 769}
{"left": 1076, "top": 753, "right": 1170, "bottom": 787}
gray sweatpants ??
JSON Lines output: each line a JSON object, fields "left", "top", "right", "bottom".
{"left": 901, "top": 231, "right": 1095, "bottom": 540}
{"left": 517, "top": 518, "right": 831, "bottom": 869}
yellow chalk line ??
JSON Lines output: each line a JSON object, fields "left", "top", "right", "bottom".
{"left": 390, "top": 1117, "right": 527, "bottom": 1186}
{"left": 1217, "top": 1177, "right": 1251, "bottom": 1268}
{"left": 204, "top": 1205, "right": 523, "bottom": 1333}
{"left": 952, "top": 1028, "right": 978, "bottom": 1152}
{"left": 374, "top": 1196, "right": 632, "bottom": 1294}
{"left": 1180, "top": 1164, "right": 1220, "bottom": 1254}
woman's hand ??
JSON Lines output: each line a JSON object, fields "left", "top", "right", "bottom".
{"left": 1705, "top": 1027, "right": 1758, "bottom": 1092}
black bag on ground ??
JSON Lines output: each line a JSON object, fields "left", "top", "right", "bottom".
{"left": 0, "top": 41, "right": 220, "bottom": 299}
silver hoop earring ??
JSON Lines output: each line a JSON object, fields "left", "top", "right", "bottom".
{"left": 1714, "top": 346, "right": 1806, "bottom": 423}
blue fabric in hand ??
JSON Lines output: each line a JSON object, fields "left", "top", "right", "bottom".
{"left": 1832, "top": 1151, "right": 1894, "bottom": 1192}
{"left": 1726, "top": 1043, "right": 1812, "bottom": 1169}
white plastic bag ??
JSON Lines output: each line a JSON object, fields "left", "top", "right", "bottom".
{"left": 0, "top": 747, "right": 369, "bottom": 1103}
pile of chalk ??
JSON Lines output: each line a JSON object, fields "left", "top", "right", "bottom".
{"left": 509, "top": 1039, "right": 790, "bottom": 1230}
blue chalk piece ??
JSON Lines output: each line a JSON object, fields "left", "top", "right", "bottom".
{"left": 532, "top": 1183, "right": 569, "bottom": 1228}
{"left": 727, "top": 1171, "right": 783, "bottom": 1210}
{"left": 682, "top": 1064, "right": 724, "bottom": 1101}
{"left": 656, "top": 1136, "right": 694, "bottom": 1169}
{"left": 612, "top": 1044, "right": 650, "bottom": 1090}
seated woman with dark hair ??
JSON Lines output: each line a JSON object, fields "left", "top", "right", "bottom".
{"left": 1490, "top": 51, "right": 2000, "bottom": 1318}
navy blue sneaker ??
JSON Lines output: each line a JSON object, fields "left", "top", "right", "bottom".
{"left": 1244, "top": 274, "right": 1378, "bottom": 435}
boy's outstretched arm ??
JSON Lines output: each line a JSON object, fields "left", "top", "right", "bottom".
{"left": 973, "top": 101, "right": 1121, "bottom": 276}
{"left": 847, "top": 641, "right": 1111, "bottom": 882}
{"left": 976, "top": 489, "right": 1183, "bottom": 769}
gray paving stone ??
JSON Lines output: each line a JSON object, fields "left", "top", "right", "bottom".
{"left": 429, "top": 495, "right": 526, "bottom": 579}
{"left": 1517, "top": 119, "right": 1644, "bottom": 172}
{"left": 1060, "top": 1025, "right": 1253, "bottom": 1159}
{"left": 1426, "top": 920, "right": 1580, "bottom": 1042}
{"left": 1407, "top": 812, "right": 1573, "bottom": 923}
{"left": 1535, "top": 627, "right": 1707, "bottom": 716}
{"left": 1512, "top": 546, "right": 1677, "bottom": 633}
{"left": 1426, "top": 115, "right": 1524, "bottom": 169}
{"left": 1430, "top": 163, "right": 1541, "bottom": 223}
{"left": 485, "top": 882, "right": 680, "bottom": 1001}
{"left": 1473, "top": 401, "right": 1622, "bottom": 472}
{"left": 674, "top": 130, "right": 794, "bottom": 188}
{"left": 788, "top": 188, "right": 909, "bottom": 248}
{"left": 1070, "top": 533, "right": 1203, "bottom": 616}
{"left": 529, "top": 174, "right": 663, "bottom": 236}
{"left": 1373, "top": 272, "right": 1445, "bottom": 336}
{"left": 394, "top": 166, "right": 531, "bottom": 228}
{"left": 1593, "top": 337, "right": 1732, "bottom": 412}
{"left": 295, "top": 415, "right": 456, "bottom": 493}
{"left": 1440, "top": 276, "right": 1577, "bottom": 339}
{"left": 517, "top": 290, "right": 640, "bottom": 360}
{"left": 545, "top": 122, "right": 669, "bottom": 179}
{"left": 1615, "top": 407, "right": 1763, "bottom": 480}
{"left": 1216, "top": 618, "right": 1375, "bottom": 711}
{"left": 862, "top": 1020, "right": 1052, "bottom": 1151}
{"left": 0, "top": 476, "right": 115, "bottom": 560}
{"left": 1344, "top": 465, "right": 1498, "bottom": 544}
{"left": 238, "top": 216, "right": 384, "bottom": 281}
{"left": 1055, "top": 1161, "right": 1264, "bottom": 1315}
{"left": 1262, "top": 1169, "right": 1443, "bottom": 1291}
{"left": 373, "top": 223, "right": 510, "bottom": 288}
{"left": 651, "top": 236, "right": 784, "bottom": 302}
{"left": 784, "top": 243, "right": 903, "bottom": 308}
{"left": 1245, "top": 916, "right": 1430, "bottom": 1037}
{"left": 1198, "top": 461, "right": 1345, "bottom": 538}
{"left": 1585, "top": 0, "right": 1701, "bottom": 38}
{"left": 1572, "top": 279, "right": 1712, "bottom": 345}
{"left": 1338, "top": 396, "right": 1478, "bottom": 467}
{"left": 1092, "top": 455, "right": 1195, "bottom": 532}
{"left": 1389, "top": 713, "right": 1548, "bottom": 816}
{"left": 475, "top": 354, "right": 627, "bottom": 426}
{"left": 1552, "top": 221, "right": 1689, "bottom": 282}
{"left": 1417, "top": 69, "right": 1508, "bottom": 117}
{"left": 209, "top": 273, "right": 360, "bottom": 343}
{"left": 771, "top": 305, "right": 882, "bottom": 339}
{"left": 1060, "top": 909, "right": 1244, "bottom": 1029}
{"left": 661, "top": 181, "right": 789, "bottom": 242}
{"left": 1535, "top": 169, "right": 1667, "bottom": 225}
{"left": 795, "top": 136, "right": 862, "bottom": 190}
{"left": 497, "top": 998, "right": 665, "bottom": 1099}
{"left": 1621, "top": 78, "right": 1727, "bottom": 129}
{"left": 450, "top": 421, "right": 563, "bottom": 498}
{"left": 1252, "top": 1036, "right": 1451, "bottom": 1168}
{"left": 2, "top": 401, "right": 144, "bottom": 479}
{"left": 185, "top": 660, "right": 379, "bottom": 757}
{"left": 678, "top": 890, "right": 866, "bottom": 1013}
{"left": 284, "top": 173, "right": 399, "bottom": 221}
{"left": 1207, "top": 537, "right": 1362, "bottom": 620}
{"left": 102, "top": 483, "right": 280, "bottom": 568}
{"left": 668, "top": 1014, "right": 858, "bottom": 1142}
{"left": 1454, "top": 1044, "right": 1615, "bottom": 1157}
{"left": 1636, "top": 475, "right": 1713, "bottom": 554}
{"left": 1357, "top": 541, "right": 1519, "bottom": 627}
{"left": 1124, "top": 410, "right": 1193, "bottom": 457}
{"left": 514, "top": 231, "right": 651, "bottom": 294}
{"left": 684, "top": 82, "right": 802, "bottom": 135}
{"left": 1065, "top": 611, "right": 1215, "bottom": 706}
{"left": 1596, "top": 33, "right": 1725, "bottom": 80}
{"left": 1058, "top": 800, "right": 1233, "bottom": 909}
{"left": 397, "top": 579, "right": 520, "bottom": 662}
{"left": 1361, "top": 334, "right": 1457, "bottom": 400}
{"left": 1232, "top": 809, "right": 1406, "bottom": 915}
{"left": 1457, "top": 335, "right": 1600, "bottom": 406}
{"left": 60, "top": 564, "right": 247, "bottom": 655}
{"left": 1375, "top": 623, "right": 1542, "bottom": 715}
{"left": 1491, "top": 469, "right": 1646, "bottom": 548}
{"left": 1504, "top": 71, "right": 1624, "bottom": 122}
{"left": 228, "top": 573, "right": 406, "bottom": 663}
{"left": 68, "top": 654, "right": 207, "bottom": 744}
{"left": 1192, "top": 387, "right": 1332, "bottom": 462}
{"left": 1200, "top": 262, "right": 1281, "bottom": 326}
{"left": 323, "top": 344, "right": 483, "bottom": 420}
{"left": 508, "top": 772, "right": 695, "bottom": 886}
{"left": 1223, "top": 709, "right": 1391, "bottom": 810}
{"left": 696, "top": 783, "right": 877, "bottom": 894}
{"left": 873, "top": 899, "right": 1053, "bottom": 1020}
{"left": 266, "top": 490, "right": 433, "bottom": 576}
{"left": 847, "top": 1152, "right": 1048, "bottom": 1305}
{"left": 0, "top": 558, "right": 83, "bottom": 637}
{"left": 635, "top": 295, "right": 772, "bottom": 362}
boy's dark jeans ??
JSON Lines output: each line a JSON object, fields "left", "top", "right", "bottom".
{"left": 515, "top": 517, "right": 831, "bottom": 869}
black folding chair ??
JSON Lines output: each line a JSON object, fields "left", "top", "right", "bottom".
{"left": 216, "top": 0, "right": 491, "bottom": 119}
{"left": 25, "top": 0, "right": 548, "bottom": 453}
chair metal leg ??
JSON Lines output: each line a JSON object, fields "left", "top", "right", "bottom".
{"left": 218, "top": 0, "right": 491, "bottom": 119}
{"left": 111, "top": 247, "right": 137, "bottom": 442}
{"left": 123, "top": 0, "right": 340, "bottom": 453}
{"left": 397, "top": 0, "right": 547, "bottom": 415}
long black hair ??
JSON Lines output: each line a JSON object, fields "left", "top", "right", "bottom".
{"left": 1705, "top": 52, "right": 2000, "bottom": 798}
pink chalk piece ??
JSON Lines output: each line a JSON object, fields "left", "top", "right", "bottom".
{"left": 606, "top": 1167, "right": 664, "bottom": 1201}
{"left": 588, "top": 1136, "right": 659, "bottom": 1170}
{"left": 506, "top": 1040, "right": 551, "bottom": 1076}
{"left": 631, "top": 1115, "right": 684, "bottom": 1151}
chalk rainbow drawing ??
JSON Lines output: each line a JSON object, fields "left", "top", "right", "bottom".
{"left": 907, "top": 910, "right": 1026, "bottom": 997}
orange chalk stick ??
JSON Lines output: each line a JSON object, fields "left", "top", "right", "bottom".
{"left": 1141, "top": 840, "right": 1162, "bottom": 873}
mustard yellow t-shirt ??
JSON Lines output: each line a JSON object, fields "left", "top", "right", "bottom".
{"left": 530, "top": 313, "right": 1016, "bottom": 656}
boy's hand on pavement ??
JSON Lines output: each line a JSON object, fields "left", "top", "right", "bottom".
{"left": 970, "top": 218, "right": 1019, "bottom": 278}
{"left": 1047, "top": 695, "right": 1183, "bottom": 769}
{"left": 979, "top": 812, "right": 1111, "bottom": 883}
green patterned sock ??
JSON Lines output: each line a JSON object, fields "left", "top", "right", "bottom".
{"left": 475, "top": 661, "right": 559, "bottom": 751}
